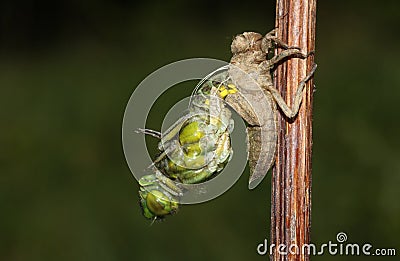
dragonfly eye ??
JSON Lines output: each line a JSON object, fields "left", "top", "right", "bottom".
{"left": 138, "top": 174, "right": 180, "bottom": 219}
{"left": 146, "top": 191, "right": 170, "bottom": 215}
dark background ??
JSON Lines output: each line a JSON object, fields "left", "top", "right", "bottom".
{"left": 1, "top": 1, "right": 399, "bottom": 260}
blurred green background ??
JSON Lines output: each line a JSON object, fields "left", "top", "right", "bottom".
{"left": 1, "top": 1, "right": 399, "bottom": 260}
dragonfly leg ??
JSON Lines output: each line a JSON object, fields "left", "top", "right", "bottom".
{"left": 260, "top": 49, "right": 312, "bottom": 71}
{"left": 135, "top": 128, "right": 162, "bottom": 139}
{"left": 263, "top": 64, "right": 317, "bottom": 119}
{"left": 261, "top": 29, "right": 301, "bottom": 52}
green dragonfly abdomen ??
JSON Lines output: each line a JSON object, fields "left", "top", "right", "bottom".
{"left": 181, "top": 131, "right": 232, "bottom": 183}
{"left": 179, "top": 121, "right": 205, "bottom": 145}
{"left": 155, "top": 81, "right": 236, "bottom": 184}
{"left": 158, "top": 128, "right": 232, "bottom": 184}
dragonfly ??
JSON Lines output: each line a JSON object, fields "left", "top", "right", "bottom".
{"left": 138, "top": 71, "right": 238, "bottom": 220}
{"left": 137, "top": 29, "right": 316, "bottom": 221}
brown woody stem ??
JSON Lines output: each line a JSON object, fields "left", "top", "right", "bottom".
{"left": 270, "top": 0, "right": 317, "bottom": 260}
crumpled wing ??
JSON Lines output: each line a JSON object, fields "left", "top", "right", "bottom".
{"left": 225, "top": 90, "right": 277, "bottom": 189}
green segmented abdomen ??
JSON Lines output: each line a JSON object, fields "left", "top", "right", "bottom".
{"left": 155, "top": 94, "right": 234, "bottom": 184}
{"left": 179, "top": 121, "right": 205, "bottom": 145}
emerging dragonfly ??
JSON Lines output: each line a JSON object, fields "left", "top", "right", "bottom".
{"left": 138, "top": 72, "right": 238, "bottom": 220}
{"left": 137, "top": 29, "right": 316, "bottom": 221}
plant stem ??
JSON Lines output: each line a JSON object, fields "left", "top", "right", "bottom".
{"left": 270, "top": 0, "right": 317, "bottom": 260}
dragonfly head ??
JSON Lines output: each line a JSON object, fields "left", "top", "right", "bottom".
{"left": 138, "top": 174, "right": 179, "bottom": 220}
{"left": 231, "top": 32, "right": 263, "bottom": 54}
